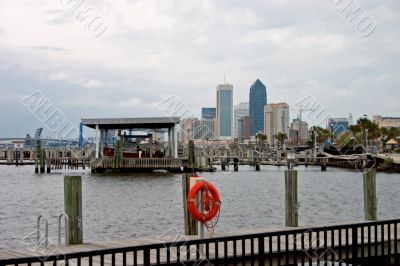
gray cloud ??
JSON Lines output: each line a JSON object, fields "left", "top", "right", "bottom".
{"left": 0, "top": 0, "right": 399, "bottom": 137}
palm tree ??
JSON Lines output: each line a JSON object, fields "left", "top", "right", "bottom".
{"left": 275, "top": 132, "right": 288, "bottom": 148}
{"left": 313, "top": 126, "right": 330, "bottom": 144}
{"left": 255, "top": 132, "right": 267, "bottom": 151}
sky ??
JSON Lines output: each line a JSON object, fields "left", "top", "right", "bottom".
{"left": 0, "top": 0, "right": 399, "bottom": 137}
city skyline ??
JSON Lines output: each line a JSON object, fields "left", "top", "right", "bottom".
{"left": 0, "top": 1, "right": 399, "bottom": 137}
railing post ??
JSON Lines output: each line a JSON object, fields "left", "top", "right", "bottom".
{"left": 352, "top": 226, "right": 358, "bottom": 265}
{"left": 258, "top": 236, "right": 265, "bottom": 265}
{"left": 143, "top": 248, "right": 151, "bottom": 266}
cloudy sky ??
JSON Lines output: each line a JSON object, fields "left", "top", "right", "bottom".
{"left": 0, "top": 0, "right": 399, "bottom": 137}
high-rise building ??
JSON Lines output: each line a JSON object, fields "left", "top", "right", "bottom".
{"left": 327, "top": 118, "right": 349, "bottom": 137}
{"left": 249, "top": 79, "right": 267, "bottom": 136}
{"left": 289, "top": 119, "right": 309, "bottom": 146}
{"left": 238, "top": 116, "right": 251, "bottom": 140}
{"left": 201, "top": 108, "right": 216, "bottom": 119}
{"left": 216, "top": 84, "right": 233, "bottom": 138}
{"left": 264, "top": 103, "right": 289, "bottom": 144}
{"left": 179, "top": 117, "right": 197, "bottom": 143}
{"left": 234, "top": 102, "right": 249, "bottom": 138}
{"left": 192, "top": 119, "right": 215, "bottom": 140}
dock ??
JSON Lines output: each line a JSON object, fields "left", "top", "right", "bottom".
{"left": 0, "top": 219, "right": 399, "bottom": 265}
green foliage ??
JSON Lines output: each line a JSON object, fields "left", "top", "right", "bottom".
{"left": 393, "top": 147, "right": 400, "bottom": 154}
{"left": 313, "top": 126, "right": 330, "bottom": 144}
{"left": 383, "top": 157, "right": 394, "bottom": 169}
{"left": 335, "top": 131, "right": 360, "bottom": 148}
{"left": 381, "top": 127, "right": 400, "bottom": 143}
{"left": 275, "top": 132, "right": 287, "bottom": 147}
{"left": 349, "top": 118, "right": 381, "bottom": 140}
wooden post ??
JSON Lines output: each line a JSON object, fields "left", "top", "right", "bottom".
{"left": 182, "top": 173, "right": 198, "bottom": 235}
{"left": 64, "top": 176, "right": 83, "bottom": 244}
{"left": 363, "top": 169, "right": 377, "bottom": 221}
{"left": 305, "top": 151, "right": 309, "bottom": 167}
{"left": 234, "top": 158, "right": 239, "bottom": 172}
{"left": 15, "top": 150, "right": 19, "bottom": 166}
{"left": 321, "top": 158, "right": 327, "bottom": 171}
{"left": 188, "top": 140, "right": 195, "bottom": 170}
{"left": 285, "top": 169, "right": 298, "bottom": 227}
{"left": 40, "top": 149, "right": 46, "bottom": 173}
{"left": 255, "top": 158, "right": 260, "bottom": 171}
{"left": 182, "top": 140, "right": 197, "bottom": 235}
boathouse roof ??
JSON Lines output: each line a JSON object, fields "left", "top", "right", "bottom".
{"left": 82, "top": 117, "right": 180, "bottom": 130}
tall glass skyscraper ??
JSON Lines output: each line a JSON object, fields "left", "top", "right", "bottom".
{"left": 216, "top": 84, "right": 233, "bottom": 138}
{"left": 201, "top": 107, "right": 216, "bottom": 119}
{"left": 249, "top": 79, "right": 267, "bottom": 136}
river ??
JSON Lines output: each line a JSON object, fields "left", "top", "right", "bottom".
{"left": 0, "top": 165, "right": 399, "bottom": 250}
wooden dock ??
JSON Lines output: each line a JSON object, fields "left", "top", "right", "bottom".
{"left": 1, "top": 220, "right": 399, "bottom": 265}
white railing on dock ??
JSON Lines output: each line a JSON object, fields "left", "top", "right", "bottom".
{"left": 90, "top": 157, "right": 183, "bottom": 170}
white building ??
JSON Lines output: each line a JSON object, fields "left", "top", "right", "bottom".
{"left": 264, "top": 103, "right": 289, "bottom": 144}
{"left": 373, "top": 115, "right": 400, "bottom": 128}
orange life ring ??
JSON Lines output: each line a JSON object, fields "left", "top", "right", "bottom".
{"left": 187, "top": 180, "right": 221, "bottom": 223}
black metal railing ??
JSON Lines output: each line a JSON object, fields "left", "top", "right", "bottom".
{"left": 1, "top": 219, "right": 399, "bottom": 265}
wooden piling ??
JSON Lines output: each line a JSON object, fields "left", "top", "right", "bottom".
{"left": 182, "top": 140, "right": 198, "bottom": 235}
{"left": 64, "top": 176, "right": 83, "bottom": 244}
{"left": 234, "top": 158, "right": 238, "bottom": 172}
{"left": 255, "top": 158, "right": 260, "bottom": 171}
{"left": 182, "top": 173, "right": 198, "bottom": 235}
{"left": 40, "top": 149, "right": 46, "bottom": 173}
{"left": 285, "top": 169, "right": 298, "bottom": 227}
{"left": 363, "top": 169, "right": 377, "bottom": 221}
{"left": 321, "top": 158, "right": 327, "bottom": 171}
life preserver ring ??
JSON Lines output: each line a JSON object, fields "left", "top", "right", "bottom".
{"left": 187, "top": 180, "right": 221, "bottom": 223}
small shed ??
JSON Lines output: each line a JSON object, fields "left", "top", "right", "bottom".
{"left": 385, "top": 139, "right": 398, "bottom": 150}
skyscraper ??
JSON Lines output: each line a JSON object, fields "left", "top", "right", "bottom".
{"left": 201, "top": 107, "right": 216, "bottom": 119}
{"left": 216, "top": 84, "right": 233, "bottom": 138}
{"left": 289, "top": 118, "right": 309, "bottom": 146}
{"left": 327, "top": 118, "right": 349, "bottom": 137}
{"left": 238, "top": 116, "right": 251, "bottom": 140}
{"left": 249, "top": 79, "right": 267, "bottom": 136}
{"left": 234, "top": 102, "right": 249, "bottom": 138}
{"left": 264, "top": 103, "right": 289, "bottom": 144}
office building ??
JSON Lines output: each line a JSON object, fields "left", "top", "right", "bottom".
{"left": 201, "top": 108, "right": 216, "bottom": 119}
{"left": 238, "top": 116, "right": 251, "bottom": 140}
{"left": 264, "top": 103, "right": 289, "bottom": 144}
{"left": 216, "top": 84, "right": 233, "bottom": 138}
{"left": 289, "top": 119, "right": 309, "bottom": 146}
{"left": 234, "top": 102, "right": 249, "bottom": 138}
{"left": 249, "top": 79, "right": 267, "bottom": 136}
{"left": 192, "top": 119, "right": 215, "bottom": 140}
{"left": 373, "top": 115, "right": 400, "bottom": 128}
{"left": 327, "top": 118, "right": 349, "bottom": 137}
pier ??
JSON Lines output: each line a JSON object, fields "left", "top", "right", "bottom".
{"left": 0, "top": 219, "right": 399, "bottom": 265}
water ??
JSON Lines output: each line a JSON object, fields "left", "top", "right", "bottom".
{"left": 0, "top": 165, "right": 399, "bottom": 250}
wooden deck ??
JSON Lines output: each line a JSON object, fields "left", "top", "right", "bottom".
{"left": 1, "top": 223, "right": 399, "bottom": 265}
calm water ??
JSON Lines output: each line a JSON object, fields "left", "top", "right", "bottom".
{"left": 0, "top": 165, "right": 399, "bottom": 250}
